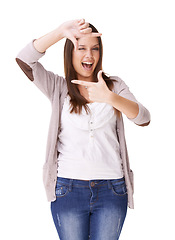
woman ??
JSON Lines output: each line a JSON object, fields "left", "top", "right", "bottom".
{"left": 16, "top": 19, "right": 150, "bottom": 240}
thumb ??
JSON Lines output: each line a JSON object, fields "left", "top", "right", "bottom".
{"left": 97, "top": 70, "right": 104, "bottom": 82}
{"left": 71, "top": 37, "right": 78, "bottom": 51}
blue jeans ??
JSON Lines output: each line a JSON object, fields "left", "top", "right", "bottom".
{"left": 51, "top": 177, "right": 128, "bottom": 240}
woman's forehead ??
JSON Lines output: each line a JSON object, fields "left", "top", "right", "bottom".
{"left": 78, "top": 36, "right": 99, "bottom": 46}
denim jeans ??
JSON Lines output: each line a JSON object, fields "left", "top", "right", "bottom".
{"left": 51, "top": 177, "right": 128, "bottom": 240}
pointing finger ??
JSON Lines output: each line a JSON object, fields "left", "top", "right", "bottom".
{"left": 71, "top": 80, "right": 95, "bottom": 86}
{"left": 90, "top": 32, "right": 102, "bottom": 37}
{"left": 79, "top": 31, "right": 102, "bottom": 37}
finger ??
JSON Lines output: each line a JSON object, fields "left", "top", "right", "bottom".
{"left": 70, "top": 37, "right": 78, "bottom": 51}
{"left": 79, "top": 22, "right": 90, "bottom": 30}
{"left": 71, "top": 80, "right": 94, "bottom": 86}
{"left": 82, "top": 32, "right": 102, "bottom": 38}
{"left": 78, "top": 18, "right": 85, "bottom": 25}
{"left": 90, "top": 32, "right": 102, "bottom": 37}
{"left": 80, "top": 27, "right": 92, "bottom": 34}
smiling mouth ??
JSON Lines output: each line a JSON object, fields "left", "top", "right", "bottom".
{"left": 81, "top": 62, "right": 94, "bottom": 70}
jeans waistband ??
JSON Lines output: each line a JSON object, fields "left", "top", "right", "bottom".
{"left": 56, "top": 177, "right": 125, "bottom": 190}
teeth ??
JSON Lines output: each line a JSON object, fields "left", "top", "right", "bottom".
{"left": 82, "top": 62, "right": 93, "bottom": 65}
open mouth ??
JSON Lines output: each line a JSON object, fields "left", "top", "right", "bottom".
{"left": 81, "top": 62, "right": 94, "bottom": 71}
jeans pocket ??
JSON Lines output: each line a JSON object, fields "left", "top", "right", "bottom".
{"left": 111, "top": 180, "right": 127, "bottom": 196}
{"left": 55, "top": 182, "right": 69, "bottom": 198}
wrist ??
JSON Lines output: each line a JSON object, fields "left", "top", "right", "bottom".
{"left": 105, "top": 90, "right": 115, "bottom": 106}
{"left": 53, "top": 26, "right": 65, "bottom": 41}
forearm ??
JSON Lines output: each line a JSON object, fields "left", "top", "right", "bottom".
{"left": 107, "top": 91, "right": 139, "bottom": 119}
{"left": 33, "top": 26, "right": 64, "bottom": 53}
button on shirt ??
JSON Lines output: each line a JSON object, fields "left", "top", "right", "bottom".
{"left": 57, "top": 94, "right": 123, "bottom": 180}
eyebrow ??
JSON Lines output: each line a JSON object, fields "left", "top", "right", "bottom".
{"left": 78, "top": 44, "right": 99, "bottom": 47}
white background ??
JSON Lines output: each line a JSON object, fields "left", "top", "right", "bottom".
{"left": 1, "top": 0, "right": 175, "bottom": 239}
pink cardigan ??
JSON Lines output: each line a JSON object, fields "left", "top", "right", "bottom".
{"left": 16, "top": 40, "right": 151, "bottom": 209}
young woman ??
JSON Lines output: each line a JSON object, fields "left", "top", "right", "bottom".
{"left": 16, "top": 19, "right": 150, "bottom": 240}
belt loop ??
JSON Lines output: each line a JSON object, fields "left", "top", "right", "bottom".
{"left": 69, "top": 179, "right": 73, "bottom": 191}
{"left": 107, "top": 180, "right": 112, "bottom": 189}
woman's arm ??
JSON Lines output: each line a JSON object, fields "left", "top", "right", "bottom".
{"left": 72, "top": 71, "right": 150, "bottom": 126}
{"left": 109, "top": 77, "right": 150, "bottom": 126}
{"left": 107, "top": 92, "right": 139, "bottom": 119}
{"left": 33, "top": 28, "right": 64, "bottom": 53}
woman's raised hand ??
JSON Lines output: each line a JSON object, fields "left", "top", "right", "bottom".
{"left": 59, "top": 19, "right": 102, "bottom": 50}
{"left": 33, "top": 19, "right": 102, "bottom": 53}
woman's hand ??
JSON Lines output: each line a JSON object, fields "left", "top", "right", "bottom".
{"left": 59, "top": 19, "right": 102, "bottom": 50}
{"left": 72, "top": 70, "right": 140, "bottom": 119}
{"left": 33, "top": 19, "right": 101, "bottom": 53}
{"left": 71, "top": 70, "right": 112, "bottom": 103}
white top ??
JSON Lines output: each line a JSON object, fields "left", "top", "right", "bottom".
{"left": 57, "top": 94, "right": 123, "bottom": 180}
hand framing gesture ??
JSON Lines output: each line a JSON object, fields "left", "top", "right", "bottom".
{"left": 60, "top": 19, "right": 102, "bottom": 50}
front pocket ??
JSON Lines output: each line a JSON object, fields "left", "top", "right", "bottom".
{"left": 111, "top": 182, "right": 127, "bottom": 196}
{"left": 55, "top": 183, "right": 69, "bottom": 198}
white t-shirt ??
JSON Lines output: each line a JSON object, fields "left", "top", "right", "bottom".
{"left": 57, "top": 94, "right": 123, "bottom": 180}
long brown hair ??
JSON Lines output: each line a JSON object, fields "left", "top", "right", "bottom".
{"left": 64, "top": 23, "right": 115, "bottom": 114}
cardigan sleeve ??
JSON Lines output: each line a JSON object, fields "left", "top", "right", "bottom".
{"left": 15, "top": 40, "right": 64, "bottom": 101}
{"left": 112, "top": 76, "right": 151, "bottom": 126}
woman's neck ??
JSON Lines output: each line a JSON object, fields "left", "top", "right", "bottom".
{"left": 77, "top": 74, "right": 94, "bottom": 82}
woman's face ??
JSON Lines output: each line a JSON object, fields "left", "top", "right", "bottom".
{"left": 72, "top": 36, "right": 100, "bottom": 81}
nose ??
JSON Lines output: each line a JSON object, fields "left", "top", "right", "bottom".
{"left": 86, "top": 49, "right": 93, "bottom": 58}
